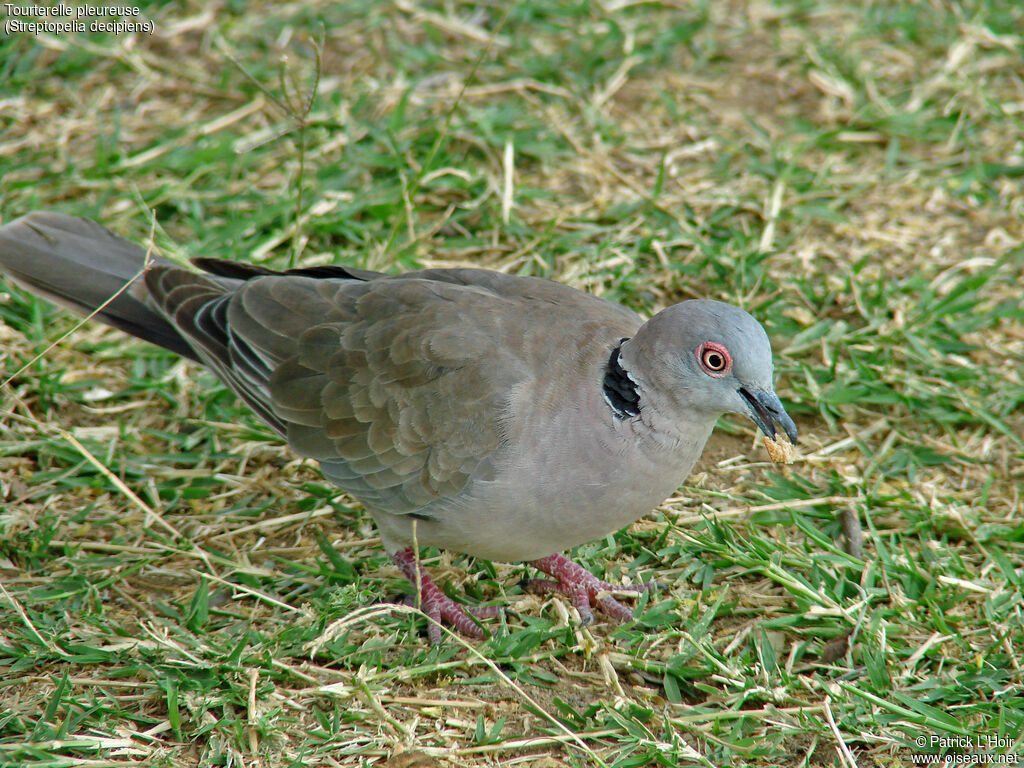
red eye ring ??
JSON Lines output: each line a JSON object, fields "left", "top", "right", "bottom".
{"left": 696, "top": 341, "right": 732, "bottom": 377}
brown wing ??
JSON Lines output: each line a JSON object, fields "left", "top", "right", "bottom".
{"left": 144, "top": 266, "right": 640, "bottom": 514}
{"left": 0, "top": 212, "right": 641, "bottom": 516}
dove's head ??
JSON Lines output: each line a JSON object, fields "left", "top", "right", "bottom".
{"left": 618, "top": 300, "right": 797, "bottom": 443}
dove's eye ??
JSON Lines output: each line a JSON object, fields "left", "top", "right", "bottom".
{"left": 697, "top": 342, "right": 731, "bottom": 376}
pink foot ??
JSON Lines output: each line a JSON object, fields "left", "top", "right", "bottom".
{"left": 524, "top": 553, "right": 652, "bottom": 625}
{"left": 392, "top": 548, "right": 499, "bottom": 643}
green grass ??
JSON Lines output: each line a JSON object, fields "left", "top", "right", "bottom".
{"left": 1, "top": 1, "right": 1022, "bottom": 766}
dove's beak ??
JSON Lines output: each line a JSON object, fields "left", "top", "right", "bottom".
{"left": 738, "top": 387, "right": 798, "bottom": 444}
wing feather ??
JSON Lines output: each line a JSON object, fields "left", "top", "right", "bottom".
{"left": 142, "top": 263, "right": 640, "bottom": 515}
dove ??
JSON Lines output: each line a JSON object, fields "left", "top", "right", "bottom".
{"left": 0, "top": 212, "right": 797, "bottom": 642}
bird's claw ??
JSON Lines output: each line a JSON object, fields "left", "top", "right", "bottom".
{"left": 392, "top": 548, "right": 498, "bottom": 644}
{"left": 525, "top": 553, "right": 653, "bottom": 626}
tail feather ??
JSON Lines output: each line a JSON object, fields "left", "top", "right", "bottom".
{"left": 0, "top": 212, "right": 199, "bottom": 360}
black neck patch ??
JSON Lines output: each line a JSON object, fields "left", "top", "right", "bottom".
{"left": 603, "top": 338, "right": 640, "bottom": 419}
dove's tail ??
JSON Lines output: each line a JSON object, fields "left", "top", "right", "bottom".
{"left": 0, "top": 212, "right": 199, "bottom": 360}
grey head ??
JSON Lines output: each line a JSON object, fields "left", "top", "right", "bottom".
{"left": 617, "top": 299, "right": 798, "bottom": 443}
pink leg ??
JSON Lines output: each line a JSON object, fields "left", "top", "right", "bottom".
{"left": 391, "top": 548, "right": 499, "bottom": 643}
{"left": 524, "top": 553, "right": 653, "bottom": 625}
